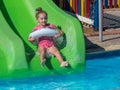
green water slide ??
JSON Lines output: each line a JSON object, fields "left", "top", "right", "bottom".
{"left": 0, "top": 2, "right": 28, "bottom": 77}
{"left": 0, "top": 0, "right": 85, "bottom": 77}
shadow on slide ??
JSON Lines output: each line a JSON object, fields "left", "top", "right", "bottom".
{"left": 0, "top": 0, "right": 85, "bottom": 78}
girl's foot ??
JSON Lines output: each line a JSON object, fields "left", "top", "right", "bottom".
{"left": 60, "top": 61, "right": 68, "bottom": 67}
{"left": 41, "top": 59, "right": 46, "bottom": 68}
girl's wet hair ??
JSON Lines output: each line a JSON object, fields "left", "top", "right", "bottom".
{"left": 35, "top": 7, "right": 47, "bottom": 19}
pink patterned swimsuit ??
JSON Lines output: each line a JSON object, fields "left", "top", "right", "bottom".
{"left": 33, "top": 24, "right": 55, "bottom": 49}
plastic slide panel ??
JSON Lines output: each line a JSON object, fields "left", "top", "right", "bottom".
{"left": 2, "top": 0, "right": 85, "bottom": 76}
{"left": 0, "top": 7, "right": 28, "bottom": 77}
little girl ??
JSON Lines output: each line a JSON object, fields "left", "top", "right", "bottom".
{"left": 28, "top": 7, "right": 68, "bottom": 68}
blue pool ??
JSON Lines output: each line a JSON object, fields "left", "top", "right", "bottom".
{"left": 0, "top": 50, "right": 120, "bottom": 90}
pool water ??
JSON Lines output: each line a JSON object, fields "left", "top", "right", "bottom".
{"left": 1, "top": 50, "right": 120, "bottom": 90}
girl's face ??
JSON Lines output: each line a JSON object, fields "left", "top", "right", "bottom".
{"left": 37, "top": 13, "right": 47, "bottom": 26}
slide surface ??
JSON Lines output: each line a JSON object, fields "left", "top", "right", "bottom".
{"left": 0, "top": 0, "right": 85, "bottom": 78}
{"left": 0, "top": 4, "right": 28, "bottom": 77}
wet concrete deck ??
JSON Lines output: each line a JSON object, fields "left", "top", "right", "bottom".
{"left": 84, "top": 8, "right": 120, "bottom": 53}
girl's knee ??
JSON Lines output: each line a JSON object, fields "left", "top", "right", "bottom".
{"left": 39, "top": 47, "right": 46, "bottom": 55}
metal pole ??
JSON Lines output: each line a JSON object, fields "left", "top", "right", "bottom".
{"left": 98, "top": 0, "right": 103, "bottom": 42}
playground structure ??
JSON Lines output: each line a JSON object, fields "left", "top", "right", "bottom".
{"left": 1, "top": 0, "right": 119, "bottom": 78}
{"left": 53, "top": 0, "right": 120, "bottom": 31}
{"left": 0, "top": 0, "right": 85, "bottom": 78}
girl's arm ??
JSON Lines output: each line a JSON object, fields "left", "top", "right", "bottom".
{"left": 28, "top": 26, "right": 38, "bottom": 42}
{"left": 54, "top": 29, "right": 64, "bottom": 38}
{"left": 28, "top": 37, "right": 36, "bottom": 42}
{"left": 49, "top": 24, "right": 64, "bottom": 38}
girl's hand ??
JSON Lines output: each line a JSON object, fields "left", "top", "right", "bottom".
{"left": 28, "top": 37, "right": 36, "bottom": 42}
{"left": 53, "top": 33, "right": 61, "bottom": 39}
{"left": 53, "top": 30, "right": 64, "bottom": 39}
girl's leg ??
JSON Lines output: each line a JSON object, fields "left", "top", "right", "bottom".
{"left": 48, "top": 45, "right": 68, "bottom": 67}
{"left": 38, "top": 46, "right": 46, "bottom": 67}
